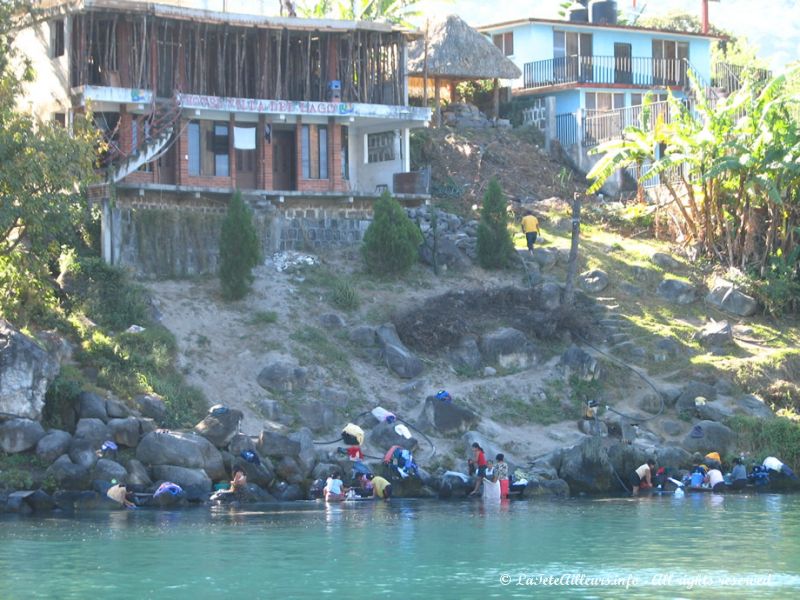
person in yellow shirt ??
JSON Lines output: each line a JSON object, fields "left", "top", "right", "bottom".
{"left": 521, "top": 211, "right": 540, "bottom": 254}
{"left": 369, "top": 474, "right": 392, "bottom": 500}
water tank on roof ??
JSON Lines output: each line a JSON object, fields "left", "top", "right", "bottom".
{"left": 589, "top": 0, "right": 617, "bottom": 25}
{"left": 567, "top": 2, "right": 589, "bottom": 22}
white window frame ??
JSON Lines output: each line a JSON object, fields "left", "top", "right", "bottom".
{"left": 365, "top": 131, "right": 395, "bottom": 164}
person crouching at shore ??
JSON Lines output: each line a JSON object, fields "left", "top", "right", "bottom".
{"left": 324, "top": 471, "right": 347, "bottom": 502}
{"left": 630, "top": 459, "right": 655, "bottom": 496}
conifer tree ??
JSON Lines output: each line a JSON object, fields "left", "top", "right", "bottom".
{"left": 476, "top": 178, "right": 514, "bottom": 269}
{"left": 361, "top": 191, "right": 422, "bottom": 276}
{"left": 219, "top": 191, "right": 261, "bottom": 299}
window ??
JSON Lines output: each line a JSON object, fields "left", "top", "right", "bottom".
{"left": 367, "top": 131, "right": 395, "bottom": 163}
{"left": 652, "top": 39, "right": 689, "bottom": 85}
{"left": 341, "top": 126, "right": 349, "bottom": 180}
{"left": 585, "top": 92, "right": 625, "bottom": 112}
{"left": 553, "top": 30, "right": 593, "bottom": 82}
{"left": 50, "top": 20, "right": 64, "bottom": 58}
{"left": 492, "top": 32, "right": 514, "bottom": 56}
{"left": 188, "top": 122, "right": 200, "bottom": 176}
{"left": 53, "top": 113, "right": 66, "bottom": 127}
{"left": 631, "top": 93, "right": 667, "bottom": 107}
{"left": 213, "top": 123, "right": 229, "bottom": 176}
{"left": 301, "top": 125, "right": 329, "bottom": 179}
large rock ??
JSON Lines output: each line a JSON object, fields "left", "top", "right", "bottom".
{"left": 77, "top": 392, "right": 108, "bottom": 422}
{"left": 535, "top": 282, "right": 562, "bottom": 310}
{"left": 651, "top": 253, "right": 682, "bottom": 271}
{"left": 654, "top": 446, "right": 693, "bottom": 470}
{"left": 319, "top": 313, "right": 346, "bottom": 330}
{"left": 377, "top": 323, "right": 423, "bottom": 379}
{"left": 125, "top": 459, "right": 153, "bottom": 489}
{"left": 299, "top": 399, "right": 337, "bottom": 432}
{"left": 420, "top": 232, "right": 468, "bottom": 270}
{"left": 288, "top": 428, "right": 316, "bottom": 477}
{"left": 559, "top": 346, "right": 600, "bottom": 381}
{"left": 93, "top": 458, "right": 128, "bottom": 483}
{"left": 269, "top": 481, "right": 304, "bottom": 501}
{"left": 420, "top": 397, "right": 479, "bottom": 434}
{"left": 136, "top": 431, "right": 226, "bottom": 480}
{"left": 449, "top": 336, "right": 482, "bottom": 373}
{"left": 558, "top": 436, "right": 615, "bottom": 494}
{"left": 45, "top": 455, "right": 91, "bottom": 490}
{"left": 735, "top": 394, "right": 773, "bottom": 419}
{"left": 531, "top": 248, "right": 559, "bottom": 268}
{"left": 35, "top": 429, "right": 72, "bottom": 463}
{"left": 193, "top": 405, "right": 243, "bottom": 448}
{"left": 257, "top": 430, "right": 301, "bottom": 458}
{"left": 275, "top": 456, "right": 305, "bottom": 484}
{"left": 696, "top": 399, "right": 735, "bottom": 422}
{"left": 0, "top": 418, "right": 45, "bottom": 453}
{"left": 479, "top": 327, "right": 531, "bottom": 368}
{"left": 657, "top": 279, "right": 696, "bottom": 305}
{"left": 579, "top": 269, "right": 609, "bottom": 293}
{"left": 705, "top": 281, "right": 758, "bottom": 317}
{"left": 681, "top": 420, "right": 736, "bottom": 455}
{"left": 369, "top": 421, "right": 418, "bottom": 453}
{"left": 68, "top": 438, "right": 98, "bottom": 469}
{"left": 694, "top": 321, "right": 734, "bottom": 348}
{"left": 675, "top": 382, "right": 717, "bottom": 413}
{"left": 108, "top": 417, "right": 141, "bottom": 448}
{"left": 134, "top": 394, "right": 167, "bottom": 422}
{"left": 348, "top": 325, "right": 377, "bottom": 347}
{"left": 73, "top": 418, "right": 112, "bottom": 449}
{"left": 0, "top": 320, "right": 60, "bottom": 421}
{"left": 256, "top": 360, "right": 308, "bottom": 392}
{"left": 150, "top": 465, "right": 212, "bottom": 491}
{"left": 105, "top": 398, "right": 131, "bottom": 419}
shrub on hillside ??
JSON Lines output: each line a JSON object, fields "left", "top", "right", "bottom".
{"left": 361, "top": 192, "right": 423, "bottom": 276}
{"left": 219, "top": 191, "right": 261, "bottom": 300}
{"left": 476, "top": 178, "right": 514, "bottom": 269}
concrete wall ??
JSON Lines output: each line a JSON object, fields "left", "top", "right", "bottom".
{"left": 104, "top": 192, "right": 378, "bottom": 278}
{"left": 349, "top": 125, "right": 405, "bottom": 194}
{"left": 13, "top": 18, "right": 71, "bottom": 119}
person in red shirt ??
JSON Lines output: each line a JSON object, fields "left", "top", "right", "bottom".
{"left": 469, "top": 442, "right": 487, "bottom": 496}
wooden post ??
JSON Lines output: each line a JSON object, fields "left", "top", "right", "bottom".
{"left": 434, "top": 76, "right": 441, "bottom": 127}
{"left": 493, "top": 78, "right": 500, "bottom": 121}
{"left": 449, "top": 81, "right": 457, "bottom": 103}
{"left": 422, "top": 20, "right": 429, "bottom": 109}
{"left": 563, "top": 192, "right": 582, "bottom": 306}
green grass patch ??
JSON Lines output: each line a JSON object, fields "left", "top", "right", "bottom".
{"left": 0, "top": 452, "right": 52, "bottom": 491}
{"left": 250, "top": 310, "right": 278, "bottom": 326}
{"left": 727, "top": 415, "right": 800, "bottom": 467}
{"left": 289, "top": 326, "right": 358, "bottom": 387}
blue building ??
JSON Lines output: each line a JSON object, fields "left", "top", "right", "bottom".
{"left": 477, "top": 3, "right": 718, "bottom": 117}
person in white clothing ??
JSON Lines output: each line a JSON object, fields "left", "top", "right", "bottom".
{"left": 706, "top": 467, "right": 725, "bottom": 493}
{"left": 323, "top": 471, "right": 347, "bottom": 502}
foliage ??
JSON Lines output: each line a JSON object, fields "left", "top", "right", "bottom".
{"left": 587, "top": 70, "right": 800, "bottom": 313}
{"left": 410, "top": 128, "right": 435, "bottom": 170}
{"left": 250, "top": 310, "right": 278, "bottom": 325}
{"left": 728, "top": 415, "right": 800, "bottom": 469}
{"left": 219, "top": 191, "right": 261, "bottom": 300}
{"left": 41, "top": 365, "right": 86, "bottom": 430}
{"left": 361, "top": 191, "right": 422, "bottom": 276}
{"left": 476, "top": 178, "right": 514, "bottom": 269}
{"left": 331, "top": 279, "right": 360, "bottom": 310}
{"left": 0, "top": 2, "right": 102, "bottom": 325}
{"left": 298, "top": 0, "right": 423, "bottom": 26}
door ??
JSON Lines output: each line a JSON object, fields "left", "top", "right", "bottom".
{"left": 614, "top": 43, "right": 632, "bottom": 85}
{"left": 554, "top": 31, "right": 592, "bottom": 83}
{"left": 272, "top": 129, "right": 296, "bottom": 191}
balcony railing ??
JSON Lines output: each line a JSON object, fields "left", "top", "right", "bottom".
{"left": 712, "top": 62, "right": 772, "bottom": 95}
{"left": 523, "top": 56, "right": 691, "bottom": 89}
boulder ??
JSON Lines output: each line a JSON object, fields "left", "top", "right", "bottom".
{"left": 660, "top": 420, "right": 684, "bottom": 438}
{"left": 579, "top": 269, "right": 609, "bottom": 293}
{"left": 150, "top": 465, "right": 212, "bottom": 491}
{"left": 535, "top": 282, "right": 562, "bottom": 310}
{"left": 369, "top": 421, "right": 418, "bottom": 453}
{"left": 68, "top": 438, "right": 99, "bottom": 469}
{"left": 384, "top": 343, "right": 424, "bottom": 379}
{"left": 681, "top": 420, "right": 736, "bottom": 455}
{"left": 275, "top": 456, "right": 305, "bottom": 484}
{"left": 531, "top": 248, "right": 558, "bottom": 268}
{"left": 108, "top": 417, "right": 141, "bottom": 448}
{"left": 420, "top": 232, "right": 468, "bottom": 270}
{"left": 0, "top": 319, "right": 60, "bottom": 421}
{"left": 606, "top": 442, "right": 650, "bottom": 483}
{"left": 73, "top": 418, "right": 112, "bottom": 449}
{"left": 348, "top": 325, "right": 377, "bottom": 347}
{"left": 17, "top": 489, "right": 56, "bottom": 512}
{"left": 319, "top": 313, "right": 346, "bottom": 330}
{"left": 559, "top": 346, "right": 600, "bottom": 381}
{"left": 735, "top": 394, "right": 773, "bottom": 419}
{"left": 52, "top": 490, "right": 101, "bottom": 511}
{"left": 125, "top": 459, "right": 153, "bottom": 489}
{"left": 479, "top": 327, "right": 529, "bottom": 365}
{"left": 527, "top": 478, "right": 571, "bottom": 498}
{"left": 652, "top": 337, "right": 683, "bottom": 362}
{"left": 288, "top": 428, "right": 316, "bottom": 477}
{"left": 0, "top": 418, "right": 45, "bottom": 453}
{"left": 578, "top": 419, "right": 608, "bottom": 436}
{"left": 558, "top": 436, "right": 615, "bottom": 494}
{"left": 77, "top": 392, "right": 108, "bottom": 422}
{"left": 256, "top": 360, "right": 308, "bottom": 393}
{"left": 93, "top": 458, "right": 128, "bottom": 483}
{"left": 240, "top": 461, "right": 274, "bottom": 488}
{"left": 228, "top": 433, "right": 258, "bottom": 457}
{"left": 268, "top": 481, "right": 303, "bottom": 501}
{"left": 654, "top": 446, "right": 693, "bottom": 470}
{"left": 420, "top": 397, "right": 479, "bottom": 434}
{"left": 311, "top": 463, "right": 339, "bottom": 481}
{"left": 193, "top": 405, "right": 243, "bottom": 448}
{"left": 651, "top": 253, "right": 682, "bottom": 271}
{"left": 45, "top": 455, "right": 91, "bottom": 490}
{"left": 638, "top": 394, "right": 663, "bottom": 414}
{"left": 675, "top": 382, "right": 717, "bottom": 413}
{"left": 105, "top": 398, "right": 131, "bottom": 419}
{"left": 696, "top": 400, "right": 735, "bottom": 422}
{"left": 705, "top": 281, "right": 758, "bottom": 317}
{"left": 694, "top": 321, "right": 734, "bottom": 348}
{"left": 657, "top": 278, "right": 696, "bottom": 305}
{"left": 257, "top": 430, "right": 301, "bottom": 458}
{"left": 449, "top": 336, "right": 482, "bottom": 373}
{"left": 136, "top": 431, "right": 226, "bottom": 480}
{"left": 299, "top": 400, "right": 337, "bottom": 432}
{"left": 134, "top": 394, "right": 167, "bottom": 422}
{"left": 35, "top": 429, "right": 72, "bottom": 463}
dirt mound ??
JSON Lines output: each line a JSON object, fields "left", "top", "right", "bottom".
{"left": 412, "top": 127, "right": 584, "bottom": 207}
{"left": 394, "top": 286, "right": 597, "bottom": 354}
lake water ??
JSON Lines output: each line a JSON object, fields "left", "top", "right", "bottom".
{"left": 2, "top": 494, "right": 800, "bottom": 599}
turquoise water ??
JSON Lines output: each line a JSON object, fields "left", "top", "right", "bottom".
{"left": 2, "top": 494, "right": 800, "bottom": 599}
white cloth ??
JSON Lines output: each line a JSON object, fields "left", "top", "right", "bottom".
{"left": 763, "top": 456, "right": 784, "bottom": 472}
{"left": 234, "top": 126, "right": 256, "bottom": 150}
{"left": 482, "top": 478, "right": 501, "bottom": 502}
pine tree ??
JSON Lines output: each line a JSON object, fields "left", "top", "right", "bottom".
{"left": 219, "top": 191, "right": 261, "bottom": 300}
{"left": 361, "top": 191, "right": 423, "bottom": 276}
{"left": 476, "top": 178, "right": 514, "bottom": 269}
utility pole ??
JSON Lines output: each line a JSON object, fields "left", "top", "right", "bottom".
{"left": 563, "top": 192, "right": 582, "bottom": 305}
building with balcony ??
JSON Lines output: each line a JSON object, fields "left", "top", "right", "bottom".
{"left": 18, "top": 1, "right": 431, "bottom": 276}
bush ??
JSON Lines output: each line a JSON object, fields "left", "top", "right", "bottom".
{"left": 728, "top": 415, "right": 800, "bottom": 468}
{"left": 361, "top": 192, "right": 423, "bottom": 276}
{"left": 42, "top": 365, "right": 86, "bottom": 430}
{"left": 331, "top": 280, "right": 360, "bottom": 311}
{"left": 476, "top": 178, "right": 514, "bottom": 269}
{"left": 219, "top": 191, "right": 261, "bottom": 300}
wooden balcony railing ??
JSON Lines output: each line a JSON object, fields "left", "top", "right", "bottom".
{"left": 523, "top": 56, "right": 691, "bottom": 89}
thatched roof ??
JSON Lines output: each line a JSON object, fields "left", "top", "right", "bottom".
{"left": 407, "top": 15, "right": 521, "bottom": 80}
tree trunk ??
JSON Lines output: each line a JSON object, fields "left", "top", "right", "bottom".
{"left": 563, "top": 193, "right": 582, "bottom": 306}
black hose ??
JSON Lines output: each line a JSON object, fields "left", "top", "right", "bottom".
{"left": 398, "top": 417, "right": 437, "bottom": 460}
{"left": 313, "top": 435, "right": 343, "bottom": 446}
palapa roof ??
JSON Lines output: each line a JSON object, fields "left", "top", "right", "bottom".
{"left": 407, "top": 14, "right": 522, "bottom": 81}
